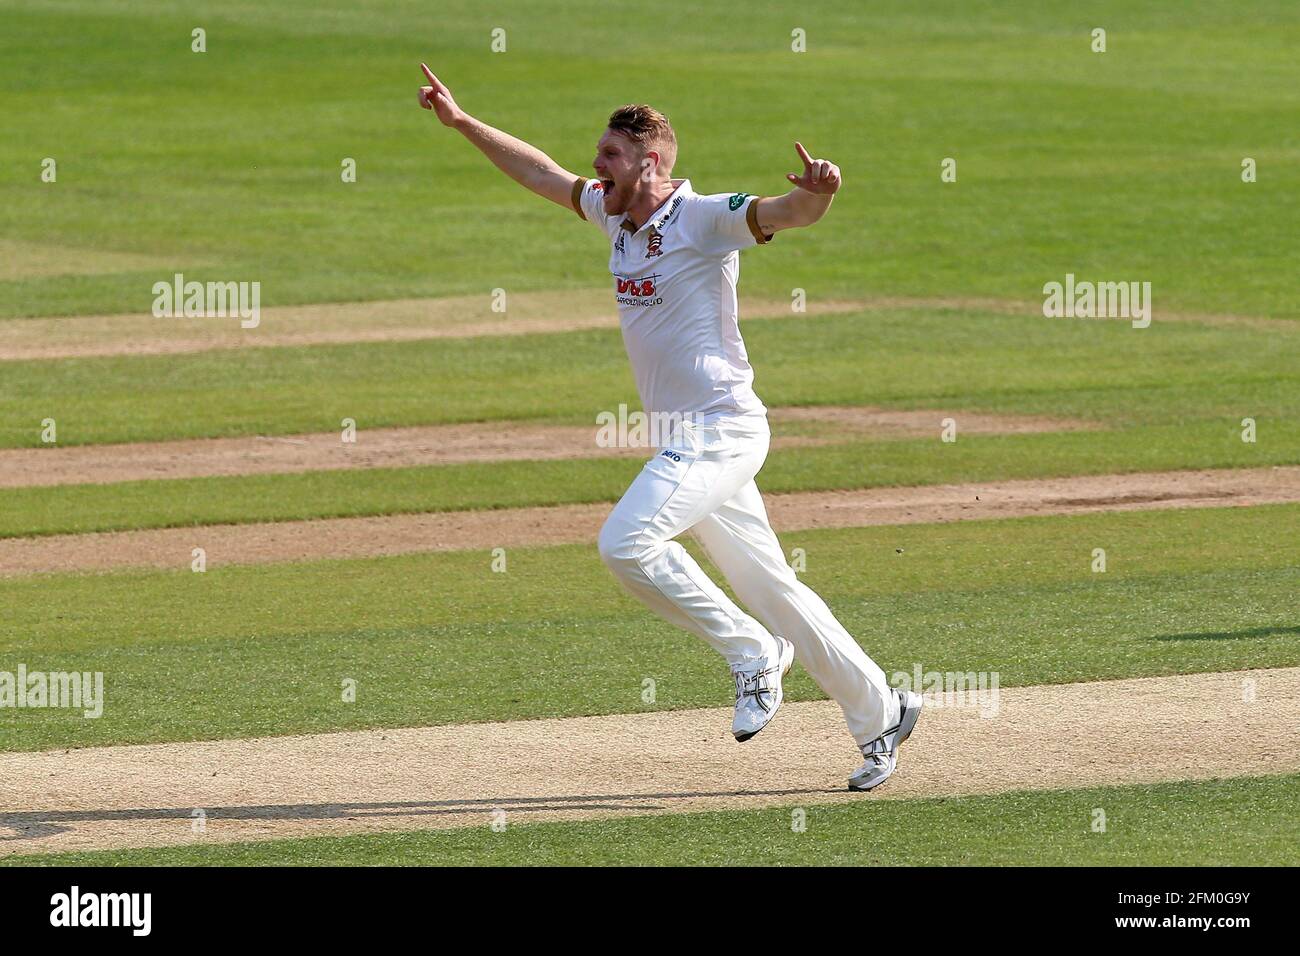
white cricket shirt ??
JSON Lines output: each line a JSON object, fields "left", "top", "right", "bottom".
{"left": 571, "top": 177, "right": 773, "bottom": 423}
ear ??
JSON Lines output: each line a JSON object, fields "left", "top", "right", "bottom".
{"left": 640, "top": 150, "right": 661, "bottom": 182}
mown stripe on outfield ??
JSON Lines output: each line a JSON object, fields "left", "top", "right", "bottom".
{"left": 0, "top": 667, "right": 1295, "bottom": 859}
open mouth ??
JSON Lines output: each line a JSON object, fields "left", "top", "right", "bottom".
{"left": 600, "top": 179, "right": 615, "bottom": 192}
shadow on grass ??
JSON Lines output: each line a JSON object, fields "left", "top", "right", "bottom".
{"left": 0, "top": 788, "right": 837, "bottom": 844}
{"left": 1151, "top": 624, "right": 1300, "bottom": 642}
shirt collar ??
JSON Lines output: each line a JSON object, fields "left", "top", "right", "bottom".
{"left": 620, "top": 178, "right": 693, "bottom": 233}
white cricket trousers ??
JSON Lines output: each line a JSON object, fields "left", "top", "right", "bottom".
{"left": 597, "top": 414, "right": 898, "bottom": 746}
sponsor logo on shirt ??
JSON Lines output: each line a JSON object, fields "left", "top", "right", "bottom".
{"left": 614, "top": 272, "right": 663, "bottom": 307}
{"left": 616, "top": 276, "right": 658, "bottom": 297}
{"left": 655, "top": 195, "right": 685, "bottom": 230}
{"left": 728, "top": 192, "right": 749, "bottom": 211}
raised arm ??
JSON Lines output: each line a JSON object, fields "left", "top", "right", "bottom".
{"left": 753, "top": 142, "right": 841, "bottom": 235}
{"left": 418, "top": 63, "right": 579, "bottom": 211}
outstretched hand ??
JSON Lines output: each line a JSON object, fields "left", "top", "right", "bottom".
{"left": 418, "top": 63, "right": 464, "bottom": 127}
{"left": 786, "top": 142, "right": 841, "bottom": 195}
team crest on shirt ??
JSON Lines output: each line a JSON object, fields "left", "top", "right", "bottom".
{"left": 728, "top": 193, "right": 750, "bottom": 211}
{"left": 645, "top": 225, "right": 664, "bottom": 258}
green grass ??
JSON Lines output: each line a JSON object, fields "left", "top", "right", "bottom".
{"left": 2, "top": 504, "right": 1295, "bottom": 752}
{"left": 5, "top": 308, "right": 1299, "bottom": 448}
{"left": 6, "top": 774, "right": 1296, "bottom": 866}
{"left": 2, "top": 1, "right": 1298, "bottom": 319}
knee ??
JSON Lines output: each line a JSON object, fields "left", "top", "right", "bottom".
{"left": 598, "top": 518, "right": 645, "bottom": 575}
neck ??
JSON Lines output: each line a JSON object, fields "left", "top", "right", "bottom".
{"left": 624, "top": 178, "right": 678, "bottom": 229}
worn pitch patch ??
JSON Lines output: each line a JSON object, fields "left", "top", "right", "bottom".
{"left": 0, "top": 292, "right": 872, "bottom": 360}
{"left": 0, "top": 465, "right": 1296, "bottom": 576}
{"left": 0, "top": 667, "right": 1296, "bottom": 858}
{"left": 2, "top": 292, "right": 1281, "bottom": 361}
{"left": 0, "top": 239, "right": 187, "bottom": 282}
{"left": 0, "top": 407, "right": 1095, "bottom": 489}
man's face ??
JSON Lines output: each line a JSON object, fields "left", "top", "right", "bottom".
{"left": 592, "top": 129, "right": 648, "bottom": 216}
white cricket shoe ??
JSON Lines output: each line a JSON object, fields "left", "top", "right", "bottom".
{"left": 731, "top": 636, "right": 795, "bottom": 742}
{"left": 847, "top": 688, "right": 923, "bottom": 791}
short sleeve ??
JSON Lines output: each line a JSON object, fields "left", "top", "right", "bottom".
{"left": 690, "top": 192, "right": 774, "bottom": 255}
{"left": 571, "top": 177, "right": 618, "bottom": 236}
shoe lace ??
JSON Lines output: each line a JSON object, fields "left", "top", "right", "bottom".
{"left": 734, "top": 665, "right": 776, "bottom": 712}
{"left": 860, "top": 719, "right": 901, "bottom": 757}
{"left": 861, "top": 735, "right": 891, "bottom": 756}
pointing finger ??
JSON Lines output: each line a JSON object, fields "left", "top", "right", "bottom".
{"left": 420, "top": 63, "right": 443, "bottom": 90}
{"left": 794, "top": 141, "right": 813, "bottom": 167}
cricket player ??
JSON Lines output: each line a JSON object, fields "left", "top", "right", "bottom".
{"left": 418, "top": 64, "right": 921, "bottom": 790}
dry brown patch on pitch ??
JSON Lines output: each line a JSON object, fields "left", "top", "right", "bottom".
{"left": 0, "top": 667, "right": 1295, "bottom": 857}
{"left": 0, "top": 407, "right": 1094, "bottom": 489}
{"left": 0, "top": 293, "right": 868, "bottom": 361}
{"left": 4, "top": 293, "right": 1285, "bottom": 361}
{"left": 2, "top": 466, "right": 1295, "bottom": 577}
{"left": 0, "top": 240, "right": 183, "bottom": 282}
{"left": 774, "top": 406, "right": 1090, "bottom": 438}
